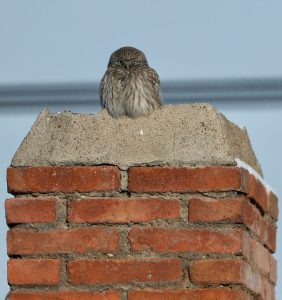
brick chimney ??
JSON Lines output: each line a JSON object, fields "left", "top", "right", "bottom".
{"left": 6, "top": 104, "right": 278, "bottom": 300}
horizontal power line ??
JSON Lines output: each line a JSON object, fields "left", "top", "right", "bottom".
{"left": 0, "top": 78, "right": 282, "bottom": 113}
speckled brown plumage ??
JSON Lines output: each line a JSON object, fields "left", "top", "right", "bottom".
{"left": 100, "top": 46, "right": 162, "bottom": 118}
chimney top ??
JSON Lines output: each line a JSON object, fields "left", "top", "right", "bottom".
{"left": 11, "top": 103, "right": 262, "bottom": 175}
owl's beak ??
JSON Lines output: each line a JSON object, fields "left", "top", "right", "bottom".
{"left": 123, "top": 61, "right": 130, "bottom": 70}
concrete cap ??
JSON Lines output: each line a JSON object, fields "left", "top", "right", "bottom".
{"left": 11, "top": 104, "right": 262, "bottom": 175}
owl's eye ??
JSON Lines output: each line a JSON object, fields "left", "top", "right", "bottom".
{"left": 134, "top": 60, "right": 140, "bottom": 64}
{"left": 116, "top": 60, "right": 122, "bottom": 65}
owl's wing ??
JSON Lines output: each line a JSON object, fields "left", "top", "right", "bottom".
{"left": 100, "top": 69, "right": 124, "bottom": 108}
{"left": 148, "top": 68, "right": 162, "bottom": 106}
{"left": 148, "top": 68, "right": 160, "bottom": 87}
{"left": 99, "top": 72, "right": 107, "bottom": 108}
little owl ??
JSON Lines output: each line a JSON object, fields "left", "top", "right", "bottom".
{"left": 100, "top": 46, "right": 162, "bottom": 118}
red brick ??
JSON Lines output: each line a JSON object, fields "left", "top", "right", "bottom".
{"left": 68, "top": 198, "right": 180, "bottom": 223}
{"left": 188, "top": 197, "right": 244, "bottom": 222}
{"left": 242, "top": 236, "right": 275, "bottom": 284}
{"left": 243, "top": 236, "right": 276, "bottom": 284}
{"left": 7, "top": 227, "right": 119, "bottom": 255}
{"left": 270, "top": 255, "right": 277, "bottom": 283}
{"left": 9, "top": 290, "right": 120, "bottom": 300}
{"left": 8, "top": 259, "right": 60, "bottom": 285}
{"left": 129, "top": 227, "right": 244, "bottom": 254}
{"left": 242, "top": 261, "right": 261, "bottom": 294}
{"left": 128, "top": 288, "right": 251, "bottom": 300}
{"left": 242, "top": 200, "right": 276, "bottom": 251}
{"left": 261, "top": 277, "right": 275, "bottom": 300}
{"left": 7, "top": 166, "right": 120, "bottom": 193}
{"left": 188, "top": 197, "right": 277, "bottom": 251}
{"left": 190, "top": 259, "right": 243, "bottom": 284}
{"left": 5, "top": 197, "right": 56, "bottom": 224}
{"left": 242, "top": 200, "right": 261, "bottom": 236}
{"left": 267, "top": 191, "right": 279, "bottom": 221}
{"left": 67, "top": 258, "right": 181, "bottom": 284}
{"left": 129, "top": 166, "right": 247, "bottom": 193}
{"left": 260, "top": 218, "right": 276, "bottom": 252}
{"left": 247, "top": 239, "right": 271, "bottom": 276}
{"left": 247, "top": 175, "right": 268, "bottom": 212}
{"left": 190, "top": 259, "right": 261, "bottom": 294}
{"left": 244, "top": 239, "right": 277, "bottom": 283}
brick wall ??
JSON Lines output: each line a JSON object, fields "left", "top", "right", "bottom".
{"left": 6, "top": 165, "right": 278, "bottom": 300}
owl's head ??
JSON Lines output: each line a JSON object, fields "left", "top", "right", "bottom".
{"left": 108, "top": 46, "right": 149, "bottom": 70}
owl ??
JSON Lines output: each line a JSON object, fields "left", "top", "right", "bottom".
{"left": 100, "top": 46, "right": 162, "bottom": 118}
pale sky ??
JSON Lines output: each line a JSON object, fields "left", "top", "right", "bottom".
{"left": 0, "top": 1, "right": 281, "bottom": 298}
{"left": 1, "top": 0, "right": 282, "bottom": 84}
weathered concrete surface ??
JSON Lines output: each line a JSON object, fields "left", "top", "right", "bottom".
{"left": 11, "top": 104, "right": 262, "bottom": 175}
